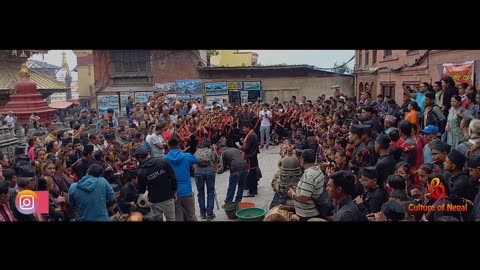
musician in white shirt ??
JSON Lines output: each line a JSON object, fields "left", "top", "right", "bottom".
{"left": 258, "top": 103, "right": 273, "bottom": 149}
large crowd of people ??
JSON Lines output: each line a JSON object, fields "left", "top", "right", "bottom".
{"left": 1, "top": 75, "right": 480, "bottom": 222}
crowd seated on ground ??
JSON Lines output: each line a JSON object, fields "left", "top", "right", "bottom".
{"left": 2, "top": 77, "right": 480, "bottom": 222}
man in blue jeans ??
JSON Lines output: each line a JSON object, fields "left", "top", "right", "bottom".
{"left": 193, "top": 139, "right": 218, "bottom": 221}
{"left": 217, "top": 143, "right": 249, "bottom": 207}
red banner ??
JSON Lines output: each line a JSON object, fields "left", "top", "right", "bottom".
{"left": 442, "top": 61, "right": 474, "bottom": 87}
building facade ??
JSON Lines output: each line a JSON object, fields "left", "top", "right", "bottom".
{"left": 210, "top": 50, "right": 258, "bottom": 67}
{"left": 73, "top": 50, "right": 95, "bottom": 107}
{"left": 198, "top": 65, "right": 354, "bottom": 103}
{"left": 93, "top": 50, "right": 207, "bottom": 94}
{"left": 354, "top": 50, "right": 480, "bottom": 103}
{"left": 91, "top": 50, "right": 207, "bottom": 115}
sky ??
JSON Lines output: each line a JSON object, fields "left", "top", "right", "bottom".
{"left": 241, "top": 50, "right": 355, "bottom": 70}
{"left": 29, "top": 50, "right": 78, "bottom": 81}
{"left": 28, "top": 50, "right": 355, "bottom": 82}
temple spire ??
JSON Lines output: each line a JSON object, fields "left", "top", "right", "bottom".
{"left": 61, "top": 50, "right": 69, "bottom": 69}
{"left": 19, "top": 62, "right": 30, "bottom": 79}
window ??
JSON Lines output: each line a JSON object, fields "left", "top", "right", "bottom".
{"left": 372, "top": 50, "right": 377, "bottom": 64}
{"left": 365, "top": 50, "right": 369, "bottom": 66}
{"left": 358, "top": 50, "right": 363, "bottom": 67}
{"left": 384, "top": 50, "right": 392, "bottom": 58}
{"left": 381, "top": 84, "right": 395, "bottom": 98}
{"left": 406, "top": 50, "right": 419, "bottom": 55}
{"left": 110, "top": 50, "right": 150, "bottom": 75}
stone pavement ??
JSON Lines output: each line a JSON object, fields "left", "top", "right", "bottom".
{"left": 193, "top": 145, "right": 281, "bottom": 221}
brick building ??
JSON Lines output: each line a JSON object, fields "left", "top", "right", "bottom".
{"left": 93, "top": 50, "right": 207, "bottom": 94}
{"left": 354, "top": 50, "right": 480, "bottom": 103}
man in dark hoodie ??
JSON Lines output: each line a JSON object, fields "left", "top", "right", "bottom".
{"left": 164, "top": 138, "right": 198, "bottom": 221}
{"left": 136, "top": 148, "right": 178, "bottom": 221}
{"left": 68, "top": 164, "right": 114, "bottom": 221}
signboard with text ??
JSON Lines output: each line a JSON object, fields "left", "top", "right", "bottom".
{"left": 442, "top": 61, "right": 474, "bottom": 87}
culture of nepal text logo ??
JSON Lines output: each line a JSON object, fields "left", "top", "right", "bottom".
{"left": 428, "top": 178, "right": 446, "bottom": 200}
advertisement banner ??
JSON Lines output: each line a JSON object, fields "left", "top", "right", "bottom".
{"left": 442, "top": 61, "right": 474, "bottom": 87}
{"left": 205, "top": 82, "right": 228, "bottom": 96}
{"left": 97, "top": 95, "right": 120, "bottom": 116}
{"left": 176, "top": 79, "right": 203, "bottom": 94}
{"left": 155, "top": 82, "right": 176, "bottom": 93}
{"left": 206, "top": 95, "right": 228, "bottom": 107}
{"left": 227, "top": 81, "right": 243, "bottom": 89}
{"left": 135, "top": 92, "right": 154, "bottom": 104}
{"left": 244, "top": 81, "right": 261, "bottom": 90}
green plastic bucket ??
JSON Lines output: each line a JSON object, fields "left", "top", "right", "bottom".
{"left": 236, "top": 207, "right": 266, "bottom": 221}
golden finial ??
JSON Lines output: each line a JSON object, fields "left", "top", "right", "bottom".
{"left": 19, "top": 63, "right": 30, "bottom": 79}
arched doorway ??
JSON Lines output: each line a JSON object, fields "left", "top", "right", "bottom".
{"left": 365, "top": 82, "right": 370, "bottom": 92}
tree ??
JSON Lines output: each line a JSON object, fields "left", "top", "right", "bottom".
{"left": 207, "top": 50, "right": 219, "bottom": 66}
{"left": 332, "top": 61, "right": 352, "bottom": 74}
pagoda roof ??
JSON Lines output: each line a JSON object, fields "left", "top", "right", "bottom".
{"left": 26, "top": 60, "right": 61, "bottom": 70}
{"left": 0, "top": 64, "right": 69, "bottom": 91}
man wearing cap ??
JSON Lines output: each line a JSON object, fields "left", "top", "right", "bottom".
{"left": 360, "top": 123, "right": 378, "bottom": 164}
{"left": 430, "top": 140, "right": 452, "bottom": 180}
{"left": 2, "top": 169, "right": 16, "bottom": 190}
{"left": 369, "top": 200, "right": 405, "bottom": 222}
{"left": 397, "top": 120, "right": 417, "bottom": 168}
{"left": 136, "top": 148, "right": 178, "bottom": 221}
{"left": 348, "top": 124, "right": 366, "bottom": 173}
{"left": 9, "top": 166, "right": 39, "bottom": 221}
{"left": 78, "top": 108, "right": 92, "bottom": 126}
{"left": 423, "top": 91, "right": 446, "bottom": 133}
{"left": 420, "top": 125, "right": 440, "bottom": 164}
{"left": 444, "top": 149, "right": 476, "bottom": 203}
{"left": 360, "top": 106, "right": 383, "bottom": 134}
{"left": 375, "top": 134, "right": 396, "bottom": 186}
{"left": 73, "top": 144, "right": 95, "bottom": 179}
{"left": 0, "top": 180, "right": 16, "bottom": 222}
{"left": 466, "top": 155, "right": 480, "bottom": 221}
{"left": 355, "top": 166, "right": 389, "bottom": 216}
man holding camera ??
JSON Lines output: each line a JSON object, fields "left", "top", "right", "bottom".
{"left": 259, "top": 103, "right": 272, "bottom": 150}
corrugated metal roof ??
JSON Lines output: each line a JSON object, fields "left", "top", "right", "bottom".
{"left": 49, "top": 101, "right": 73, "bottom": 109}
{"left": 0, "top": 65, "right": 68, "bottom": 90}
{"left": 198, "top": 64, "right": 354, "bottom": 77}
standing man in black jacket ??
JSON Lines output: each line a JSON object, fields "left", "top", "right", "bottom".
{"left": 241, "top": 124, "right": 260, "bottom": 197}
{"left": 135, "top": 148, "right": 177, "bottom": 221}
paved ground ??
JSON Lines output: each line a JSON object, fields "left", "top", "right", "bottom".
{"left": 194, "top": 145, "right": 280, "bottom": 221}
